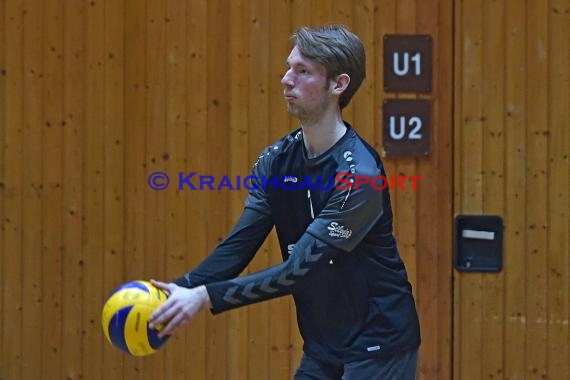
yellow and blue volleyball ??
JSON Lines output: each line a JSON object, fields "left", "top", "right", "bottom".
{"left": 101, "top": 280, "right": 170, "bottom": 356}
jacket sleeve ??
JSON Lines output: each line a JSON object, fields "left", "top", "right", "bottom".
{"left": 172, "top": 207, "right": 273, "bottom": 288}
{"left": 205, "top": 232, "right": 342, "bottom": 314}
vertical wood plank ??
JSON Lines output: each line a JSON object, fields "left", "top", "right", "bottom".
{"left": 0, "top": 0, "right": 5, "bottom": 370}
{"left": 2, "top": 1, "right": 23, "bottom": 379}
{"left": 206, "top": 1, "right": 229, "bottom": 378}
{"left": 503, "top": 0, "right": 527, "bottom": 378}
{"left": 247, "top": 1, "right": 270, "bottom": 379}
{"left": 227, "top": 0, "right": 249, "bottom": 379}
{"left": 144, "top": 0, "right": 167, "bottom": 378}
{"left": 481, "top": 0, "right": 505, "bottom": 379}
{"left": 268, "top": 1, "right": 293, "bottom": 379}
{"left": 185, "top": 0, "right": 208, "bottom": 378}
{"left": 435, "top": 0, "right": 453, "bottom": 379}
{"left": 525, "top": 0, "right": 548, "bottom": 378}
{"left": 123, "top": 0, "right": 146, "bottom": 378}
{"left": 41, "top": 0, "right": 64, "bottom": 378}
{"left": 61, "top": 1, "right": 85, "bottom": 378}
{"left": 452, "top": 0, "right": 464, "bottom": 374}
{"left": 163, "top": 0, "right": 188, "bottom": 378}
{"left": 416, "top": 0, "right": 453, "bottom": 378}
{"left": 83, "top": 0, "right": 105, "bottom": 377}
{"left": 547, "top": 1, "right": 570, "bottom": 378}
{"left": 456, "top": 0, "right": 484, "bottom": 379}
{"left": 20, "top": 0, "right": 43, "bottom": 377}
{"left": 102, "top": 0, "right": 125, "bottom": 376}
{"left": 436, "top": 0, "right": 454, "bottom": 378}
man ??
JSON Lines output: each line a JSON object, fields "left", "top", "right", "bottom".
{"left": 149, "top": 25, "right": 421, "bottom": 379}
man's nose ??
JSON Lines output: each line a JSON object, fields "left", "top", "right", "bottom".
{"left": 281, "top": 70, "right": 294, "bottom": 87}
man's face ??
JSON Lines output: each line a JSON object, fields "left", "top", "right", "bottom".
{"left": 281, "top": 46, "right": 333, "bottom": 121}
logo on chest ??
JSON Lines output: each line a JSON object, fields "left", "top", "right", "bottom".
{"left": 283, "top": 175, "right": 298, "bottom": 183}
{"left": 327, "top": 221, "right": 353, "bottom": 239}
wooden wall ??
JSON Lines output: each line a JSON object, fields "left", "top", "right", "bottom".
{"left": 0, "top": 0, "right": 452, "bottom": 379}
{"left": 454, "top": 0, "right": 570, "bottom": 379}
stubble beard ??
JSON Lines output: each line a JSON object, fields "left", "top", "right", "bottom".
{"left": 286, "top": 97, "right": 330, "bottom": 124}
{"left": 286, "top": 103, "right": 303, "bottom": 118}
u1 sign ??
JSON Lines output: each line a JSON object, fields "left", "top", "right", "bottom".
{"left": 383, "top": 35, "right": 432, "bottom": 93}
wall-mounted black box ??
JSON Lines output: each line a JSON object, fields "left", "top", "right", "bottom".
{"left": 454, "top": 215, "right": 503, "bottom": 272}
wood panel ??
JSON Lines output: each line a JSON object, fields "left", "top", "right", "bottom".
{"left": 526, "top": 1, "right": 549, "bottom": 378}
{"left": 164, "top": 1, "right": 188, "bottom": 378}
{"left": 547, "top": 2, "right": 570, "bottom": 380}
{"left": 103, "top": 0, "right": 125, "bottom": 377}
{"left": 0, "top": 1, "right": 453, "bottom": 379}
{"left": 454, "top": 0, "right": 570, "bottom": 379}
{"left": 61, "top": 1, "right": 85, "bottom": 378}
{"left": 416, "top": 1, "right": 453, "bottom": 379}
{"left": 0, "top": 0, "right": 5, "bottom": 373}
{"left": 83, "top": 0, "right": 105, "bottom": 378}
{"left": 144, "top": 1, "right": 167, "bottom": 377}
{"left": 2, "top": 1, "right": 24, "bottom": 380}
{"left": 503, "top": 0, "right": 528, "bottom": 378}
{"left": 122, "top": 0, "right": 146, "bottom": 378}
{"left": 21, "top": 0, "right": 43, "bottom": 378}
{"left": 184, "top": 0, "right": 208, "bottom": 379}
{"left": 41, "top": 0, "right": 64, "bottom": 378}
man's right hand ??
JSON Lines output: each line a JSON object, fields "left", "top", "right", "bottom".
{"left": 148, "top": 280, "right": 211, "bottom": 338}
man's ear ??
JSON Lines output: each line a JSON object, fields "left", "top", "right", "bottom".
{"left": 331, "top": 73, "right": 351, "bottom": 96}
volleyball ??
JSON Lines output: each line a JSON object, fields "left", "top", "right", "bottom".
{"left": 101, "top": 280, "right": 170, "bottom": 356}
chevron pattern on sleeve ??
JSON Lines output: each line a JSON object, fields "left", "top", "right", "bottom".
{"left": 222, "top": 238, "right": 328, "bottom": 306}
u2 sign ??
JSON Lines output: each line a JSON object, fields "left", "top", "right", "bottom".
{"left": 382, "top": 99, "right": 431, "bottom": 157}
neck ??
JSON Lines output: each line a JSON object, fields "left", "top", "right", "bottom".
{"left": 301, "top": 110, "right": 346, "bottom": 158}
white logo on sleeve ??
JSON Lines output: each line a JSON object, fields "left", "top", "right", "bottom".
{"left": 287, "top": 244, "right": 296, "bottom": 255}
{"left": 327, "top": 222, "right": 352, "bottom": 239}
